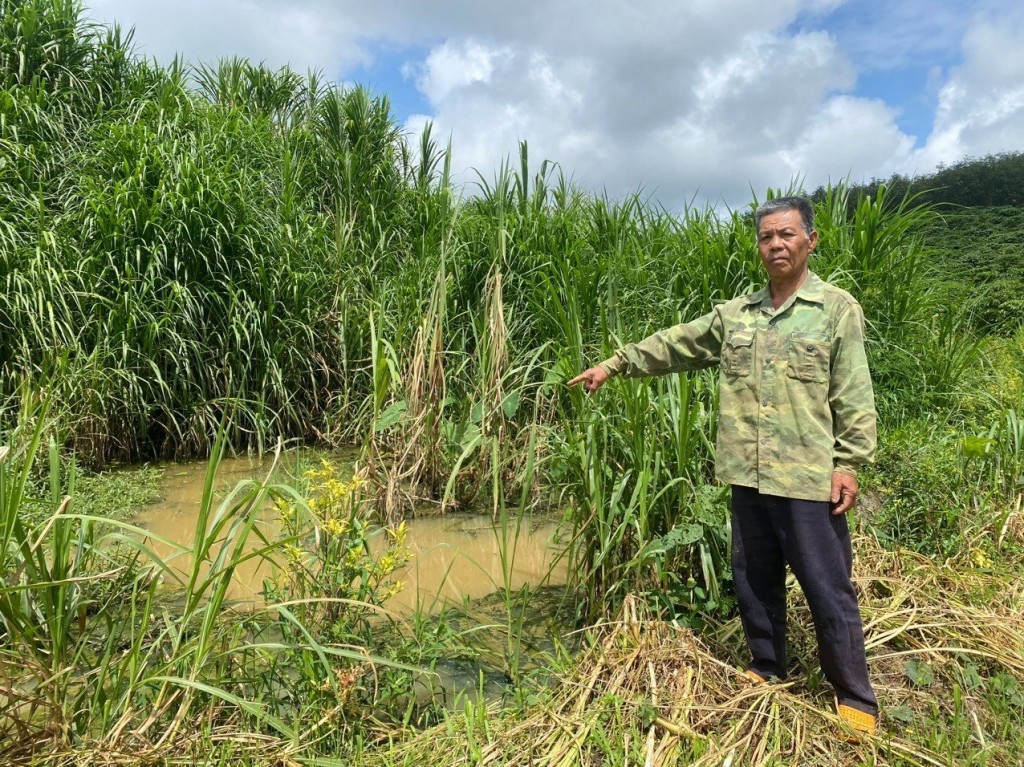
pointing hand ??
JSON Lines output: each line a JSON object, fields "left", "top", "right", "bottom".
{"left": 568, "top": 365, "right": 611, "bottom": 394}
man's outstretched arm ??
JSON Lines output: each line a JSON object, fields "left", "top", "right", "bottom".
{"left": 569, "top": 308, "right": 724, "bottom": 393}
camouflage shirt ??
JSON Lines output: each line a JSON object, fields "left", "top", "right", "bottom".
{"left": 599, "top": 272, "right": 876, "bottom": 502}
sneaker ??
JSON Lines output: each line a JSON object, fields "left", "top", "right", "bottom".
{"left": 837, "top": 704, "right": 877, "bottom": 737}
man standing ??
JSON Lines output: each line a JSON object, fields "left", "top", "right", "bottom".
{"left": 569, "top": 196, "right": 879, "bottom": 734}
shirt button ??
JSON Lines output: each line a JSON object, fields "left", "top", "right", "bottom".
{"left": 760, "top": 438, "right": 768, "bottom": 445}
{"left": 761, "top": 400, "right": 769, "bottom": 406}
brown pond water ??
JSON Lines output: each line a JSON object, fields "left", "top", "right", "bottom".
{"left": 134, "top": 455, "right": 568, "bottom": 614}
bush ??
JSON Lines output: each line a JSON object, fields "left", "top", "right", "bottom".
{"left": 866, "top": 421, "right": 966, "bottom": 557}
{"left": 966, "top": 279, "right": 1024, "bottom": 337}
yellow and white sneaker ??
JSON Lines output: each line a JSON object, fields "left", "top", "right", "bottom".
{"left": 742, "top": 669, "right": 767, "bottom": 684}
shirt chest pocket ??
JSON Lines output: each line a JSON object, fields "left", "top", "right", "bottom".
{"left": 721, "top": 331, "right": 754, "bottom": 377}
{"left": 786, "top": 334, "right": 830, "bottom": 383}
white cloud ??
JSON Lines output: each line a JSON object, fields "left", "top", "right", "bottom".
{"left": 408, "top": 41, "right": 511, "bottom": 104}
{"left": 86, "top": 0, "right": 369, "bottom": 72}
{"left": 791, "top": 96, "right": 916, "bottom": 183}
{"left": 412, "top": 18, "right": 894, "bottom": 208}
{"left": 912, "top": 7, "right": 1024, "bottom": 171}
{"left": 406, "top": 45, "right": 598, "bottom": 192}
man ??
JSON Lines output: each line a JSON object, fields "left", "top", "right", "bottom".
{"left": 568, "top": 196, "right": 879, "bottom": 734}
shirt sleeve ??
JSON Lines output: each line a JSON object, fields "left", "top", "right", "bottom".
{"left": 598, "top": 308, "right": 724, "bottom": 378}
{"left": 829, "top": 299, "right": 877, "bottom": 475}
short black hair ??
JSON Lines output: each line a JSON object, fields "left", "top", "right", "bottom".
{"left": 754, "top": 196, "right": 814, "bottom": 235}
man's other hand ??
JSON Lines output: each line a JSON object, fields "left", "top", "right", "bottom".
{"left": 568, "top": 365, "right": 610, "bottom": 394}
{"left": 830, "top": 471, "right": 858, "bottom": 515}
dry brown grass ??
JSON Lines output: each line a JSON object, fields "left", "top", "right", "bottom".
{"left": 8, "top": 537, "right": 1022, "bottom": 766}
{"left": 368, "top": 536, "right": 1024, "bottom": 767}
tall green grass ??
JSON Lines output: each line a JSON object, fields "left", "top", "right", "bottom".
{"left": 4, "top": 5, "right": 1024, "bottom": 766}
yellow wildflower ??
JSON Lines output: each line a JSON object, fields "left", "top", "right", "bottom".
{"left": 323, "top": 518, "right": 345, "bottom": 537}
{"left": 387, "top": 520, "right": 408, "bottom": 544}
{"left": 970, "top": 548, "right": 993, "bottom": 568}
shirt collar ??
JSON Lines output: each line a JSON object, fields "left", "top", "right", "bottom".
{"left": 744, "top": 271, "right": 825, "bottom": 306}
{"left": 744, "top": 286, "right": 769, "bottom": 305}
{"left": 796, "top": 272, "right": 826, "bottom": 304}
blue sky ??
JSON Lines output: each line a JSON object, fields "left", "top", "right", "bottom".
{"left": 349, "top": 44, "right": 434, "bottom": 122}
{"left": 86, "top": 0, "right": 1024, "bottom": 210}
{"left": 797, "top": 0, "right": 970, "bottom": 146}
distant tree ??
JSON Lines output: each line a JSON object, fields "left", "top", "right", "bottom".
{"left": 810, "top": 152, "right": 1024, "bottom": 211}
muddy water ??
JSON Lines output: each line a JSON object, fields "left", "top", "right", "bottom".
{"left": 136, "top": 455, "right": 284, "bottom": 603}
{"left": 134, "top": 455, "right": 568, "bottom": 613}
{"left": 387, "top": 514, "right": 568, "bottom": 613}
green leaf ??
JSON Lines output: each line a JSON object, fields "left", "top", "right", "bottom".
{"left": 543, "top": 364, "right": 567, "bottom": 386}
{"left": 637, "top": 701, "right": 658, "bottom": 729}
{"left": 904, "top": 659, "right": 934, "bottom": 687}
{"left": 460, "top": 422, "right": 481, "bottom": 451}
{"left": 374, "top": 400, "right": 407, "bottom": 432}
{"left": 961, "top": 435, "right": 993, "bottom": 459}
{"left": 887, "top": 705, "right": 915, "bottom": 723}
{"left": 635, "top": 523, "right": 704, "bottom": 563}
{"left": 962, "top": 663, "right": 984, "bottom": 690}
{"left": 502, "top": 391, "right": 521, "bottom": 419}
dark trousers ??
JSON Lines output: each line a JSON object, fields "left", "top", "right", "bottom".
{"left": 731, "top": 485, "right": 878, "bottom": 714}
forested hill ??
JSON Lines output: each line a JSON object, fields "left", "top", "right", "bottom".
{"left": 810, "top": 151, "right": 1024, "bottom": 209}
{"left": 810, "top": 152, "right": 1024, "bottom": 285}
{"left": 809, "top": 153, "right": 1024, "bottom": 336}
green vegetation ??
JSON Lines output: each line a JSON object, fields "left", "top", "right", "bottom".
{"left": 921, "top": 207, "right": 1024, "bottom": 337}
{"left": 2, "top": 2, "right": 1023, "bottom": 765}
{"left": 1, "top": 408, "right": 426, "bottom": 762}
{"left": 813, "top": 154, "right": 1024, "bottom": 338}
{"left": 811, "top": 150, "right": 1024, "bottom": 210}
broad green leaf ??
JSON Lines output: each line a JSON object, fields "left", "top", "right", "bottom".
{"left": 635, "top": 523, "right": 704, "bottom": 563}
{"left": 904, "top": 659, "right": 934, "bottom": 686}
{"left": 502, "top": 391, "right": 521, "bottom": 419}
{"left": 374, "top": 400, "right": 407, "bottom": 433}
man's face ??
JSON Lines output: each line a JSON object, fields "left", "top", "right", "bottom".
{"left": 757, "top": 209, "right": 818, "bottom": 281}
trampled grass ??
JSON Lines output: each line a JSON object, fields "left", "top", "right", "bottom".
{"left": 359, "top": 537, "right": 1024, "bottom": 767}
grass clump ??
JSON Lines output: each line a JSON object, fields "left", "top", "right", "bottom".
{"left": 0, "top": 413, "right": 429, "bottom": 765}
